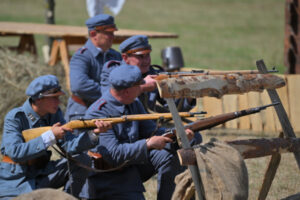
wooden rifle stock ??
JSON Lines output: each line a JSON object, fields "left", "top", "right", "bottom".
{"left": 22, "top": 112, "right": 205, "bottom": 142}
{"left": 163, "top": 102, "right": 279, "bottom": 138}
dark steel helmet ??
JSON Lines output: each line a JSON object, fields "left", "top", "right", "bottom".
{"left": 161, "top": 46, "right": 184, "bottom": 72}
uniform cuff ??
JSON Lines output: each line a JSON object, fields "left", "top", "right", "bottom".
{"left": 41, "top": 129, "right": 57, "bottom": 148}
{"left": 87, "top": 130, "right": 99, "bottom": 144}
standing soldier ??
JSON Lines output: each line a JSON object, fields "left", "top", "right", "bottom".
{"left": 65, "top": 14, "right": 122, "bottom": 123}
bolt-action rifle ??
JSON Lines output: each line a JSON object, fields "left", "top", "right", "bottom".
{"left": 22, "top": 111, "right": 206, "bottom": 142}
{"left": 162, "top": 102, "right": 279, "bottom": 138}
{"left": 155, "top": 68, "right": 278, "bottom": 81}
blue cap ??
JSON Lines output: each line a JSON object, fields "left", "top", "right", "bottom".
{"left": 85, "top": 14, "right": 117, "bottom": 32}
{"left": 109, "top": 64, "right": 145, "bottom": 90}
{"left": 26, "top": 75, "right": 64, "bottom": 99}
{"left": 119, "top": 35, "right": 152, "bottom": 55}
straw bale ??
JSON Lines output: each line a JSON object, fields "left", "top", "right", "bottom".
{"left": 0, "top": 49, "right": 67, "bottom": 135}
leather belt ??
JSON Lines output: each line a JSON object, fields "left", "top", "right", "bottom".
{"left": 2, "top": 155, "right": 27, "bottom": 165}
{"left": 2, "top": 155, "right": 17, "bottom": 164}
{"left": 2, "top": 155, "right": 46, "bottom": 166}
{"left": 88, "top": 151, "right": 102, "bottom": 159}
{"left": 88, "top": 151, "right": 118, "bottom": 170}
{"left": 71, "top": 94, "right": 86, "bottom": 107}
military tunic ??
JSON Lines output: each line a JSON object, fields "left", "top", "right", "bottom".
{"left": 65, "top": 39, "right": 121, "bottom": 122}
{"left": 0, "top": 99, "right": 98, "bottom": 199}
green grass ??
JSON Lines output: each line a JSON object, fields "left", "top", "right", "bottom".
{"left": 0, "top": 0, "right": 285, "bottom": 72}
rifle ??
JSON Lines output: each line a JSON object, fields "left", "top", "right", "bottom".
{"left": 22, "top": 112, "right": 206, "bottom": 142}
{"left": 162, "top": 102, "right": 279, "bottom": 138}
{"left": 155, "top": 68, "right": 278, "bottom": 81}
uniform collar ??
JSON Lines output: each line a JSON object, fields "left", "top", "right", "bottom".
{"left": 103, "top": 90, "right": 127, "bottom": 115}
{"left": 86, "top": 39, "right": 111, "bottom": 58}
{"left": 22, "top": 99, "right": 41, "bottom": 127}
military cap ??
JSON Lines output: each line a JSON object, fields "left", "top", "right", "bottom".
{"left": 85, "top": 14, "right": 117, "bottom": 32}
{"left": 26, "top": 75, "right": 64, "bottom": 99}
{"left": 119, "top": 35, "right": 152, "bottom": 55}
{"left": 109, "top": 64, "right": 145, "bottom": 90}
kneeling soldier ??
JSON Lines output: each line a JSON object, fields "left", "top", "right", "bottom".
{"left": 0, "top": 75, "right": 110, "bottom": 199}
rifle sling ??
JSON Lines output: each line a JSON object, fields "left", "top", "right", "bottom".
{"left": 52, "top": 145, "right": 129, "bottom": 173}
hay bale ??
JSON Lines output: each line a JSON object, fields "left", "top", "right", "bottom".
{"left": 0, "top": 49, "right": 68, "bottom": 134}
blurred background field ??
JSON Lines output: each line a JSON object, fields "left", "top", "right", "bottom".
{"left": 0, "top": 0, "right": 285, "bottom": 72}
{"left": 1, "top": 0, "right": 299, "bottom": 200}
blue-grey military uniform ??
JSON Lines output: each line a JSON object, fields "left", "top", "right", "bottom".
{"left": 78, "top": 65, "right": 184, "bottom": 200}
{"left": 101, "top": 35, "right": 196, "bottom": 113}
{"left": 0, "top": 75, "right": 98, "bottom": 199}
{"left": 64, "top": 14, "right": 122, "bottom": 122}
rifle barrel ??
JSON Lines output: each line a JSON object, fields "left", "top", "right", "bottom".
{"left": 163, "top": 103, "right": 278, "bottom": 137}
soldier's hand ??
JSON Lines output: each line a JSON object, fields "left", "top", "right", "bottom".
{"left": 146, "top": 136, "right": 173, "bottom": 150}
{"left": 185, "top": 128, "right": 195, "bottom": 141}
{"left": 141, "top": 75, "right": 157, "bottom": 92}
{"left": 93, "top": 120, "right": 112, "bottom": 134}
{"left": 51, "top": 122, "right": 72, "bottom": 140}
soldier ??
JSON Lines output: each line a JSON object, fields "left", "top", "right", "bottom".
{"left": 65, "top": 14, "right": 122, "bottom": 123}
{"left": 0, "top": 75, "right": 111, "bottom": 199}
{"left": 101, "top": 35, "right": 196, "bottom": 113}
{"left": 78, "top": 64, "right": 196, "bottom": 200}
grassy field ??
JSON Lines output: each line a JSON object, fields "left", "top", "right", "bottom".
{"left": 0, "top": 0, "right": 285, "bottom": 72}
{"left": 1, "top": 1, "right": 298, "bottom": 200}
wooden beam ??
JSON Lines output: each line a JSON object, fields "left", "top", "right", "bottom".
{"left": 177, "top": 137, "right": 300, "bottom": 166}
{"left": 256, "top": 60, "right": 300, "bottom": 169}
{"left": 257, "top": 132, "right": 283, "bottom": 200}
{"left": 156, "top": 74, "right": 286, "bottom": 98}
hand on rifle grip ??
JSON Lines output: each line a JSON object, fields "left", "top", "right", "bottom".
{"left": 51, "top": 122, "right": 72, "bottom": 139}
{"left": 93, "top": 120, "right": 112, "bottom": 134}
{"left": 185, "top": 128, "right": 194, "bottom": 141}
{"left": 141, "top": 75, "right": 157, "bottom": 92}
{"left": 146, "top": 136, "right": 173, "bottom": 150}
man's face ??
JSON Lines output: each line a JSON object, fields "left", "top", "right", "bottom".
{"left": 36, "top": 96, "right": 60, "bottom": 115}
{"left": 93, "top": 30, "right": 115, "bottom": 51}
{"left": 124, "top": 53, "right": 151, "bottom": 74}
{"left": 125, "top": 85, "right": 142, "bottom": 104}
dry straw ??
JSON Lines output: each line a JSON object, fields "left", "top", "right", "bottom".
{"left": 0, "top": 49, "right": 67, "bottom": 134}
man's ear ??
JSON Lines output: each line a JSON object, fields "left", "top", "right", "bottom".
{"left": 89, "top": 30, "right": 97, "bottom": 37}
{"left": 122, "top": 53, "right": 128, "bottom": 61}
{"left": 123, "top": 88, "right": 130, "bottom": 97}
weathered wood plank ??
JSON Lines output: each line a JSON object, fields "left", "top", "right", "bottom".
{"left": 238, "top": 94, "right": 251, "bottom": 130}
{"left": 202, "top": 97, "right": 223, "bottom": 128}
{"left": 274, "top": 75, "right": 290, "bottom": 133}
{"left": 247, "top": 92, "right": 263, "bottom": 132}
{"left": 261, "top": 90, "right": 277, "bottom": 133}
{"left": 223, "top": 95, "right": 238, "bottom": 129}
{"left": 286, "top": 75, "right": 300, "bottom": 134}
